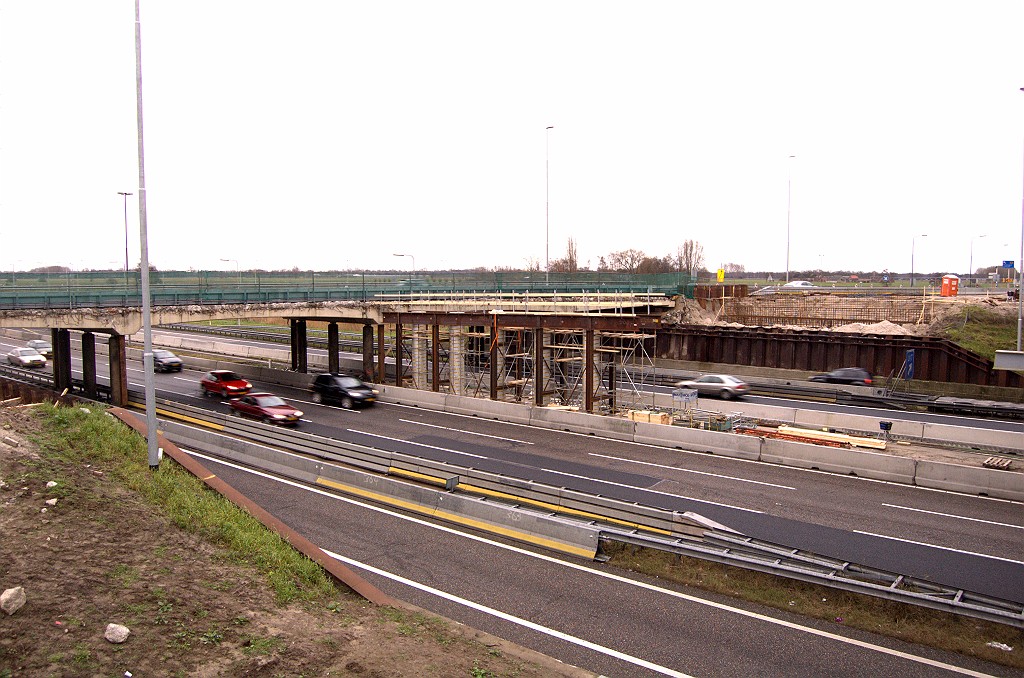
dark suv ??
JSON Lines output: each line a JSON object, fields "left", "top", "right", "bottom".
{"left": 310, "top": 373, "right": 377, "bottom": 409}
{"left": 809, "top": 367, "right": 873, "bottom": 386}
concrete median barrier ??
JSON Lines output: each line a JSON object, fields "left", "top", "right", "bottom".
{"left": 374, "top": 384, "right": 447, "bottom": 410}
{"left": 443, "top": 393, "right": 533, "bottom": 424}
{"left": 760, "top": 438, "right": 917, "bottom": 483}
{"left": 632, "top": 422, "right": 762, "bottom": 460}
{"left": 529, "top": 407, "right": 636, "bottom": 441}
{"left": 920, "top": 422, "right": 1024, "bottom": 453}
{"left": 914, "top": 460, "right": 1024, "bottom": 501}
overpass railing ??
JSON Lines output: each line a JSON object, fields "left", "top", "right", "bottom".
{"left": 0, "top": 270, "right": 695, "bottom": 310}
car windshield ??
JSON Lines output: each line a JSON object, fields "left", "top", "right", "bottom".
{"left": 218, "top": 372, "right": 242, "bottom": 381}
{"left": 253, "top": 396, "right": 286, "bottom": 407}
{"left": 18, "top": 348, "right": 39, "bottom": 356}
{"left": 154, "top": 350, "right": 175, "bottom": 358}
{"left": 29, "top": 341, "right": 50, "bottom": 349}
{"left": 337, "top": 377, "right": 364, "bottom": 388}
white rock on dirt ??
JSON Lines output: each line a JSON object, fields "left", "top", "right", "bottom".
{"left": 105, "top": 623, "right": 131, "bottom": 643}
{"left": 1, "top": 586, "right": 26, "bottom": 615}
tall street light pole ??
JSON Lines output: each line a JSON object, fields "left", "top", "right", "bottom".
{"left": 546, "top": 126, "right": 554, "bottom": 284}
{"left": 117, "top": 191, "right": 133, "bottom": 286}
{"left": 220, "top": 258, "right": 240, "bottom": 284}
{"left": 910, "top": 233, "right": 928, "bottom": 288}
{"left": 1018, "top": 88, "right": 1024, "bottom": 350}
{"left": 393, "top": 253, "right": 415, "bottom": 273}
{"left": 786, "top": 155, "right": 795, "bottom": 283}
{"left": 968, "top": 234, "right": 987, "bottom": 287}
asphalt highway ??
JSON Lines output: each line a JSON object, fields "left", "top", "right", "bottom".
{"left": 3, "top": 334, "right": 1023, "bottom": 676}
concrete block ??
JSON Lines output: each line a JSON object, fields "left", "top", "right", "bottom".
{"left": 920, "top": 423, "right": 1024, "bottom": 452}
{"left": 632, "top": 422, "right": 762, "bottom": 460}
{"left": 529, "top": 407, "right": 636, "bottom": 441}
{"left": 760, "top": 438, "right": 916, "bottom": 483}
{"left": 375, "top": 384, "right": 447, "bottom": 410}
{"left": 443, "top": 393, "right": 533, "bottom": 424}
{"left": 915, "top": 460, "right": 1024, "bottom": 501}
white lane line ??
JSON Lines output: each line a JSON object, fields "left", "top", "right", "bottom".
{"left": 400, "top": 419, "right": 534, "bottom": 445}
{"left": 348, "top": 429, "right": 488, "bottom": 459}
{"left": 184, "top": 448, "right": 993, "bottom": 678}
{"left": 590, "top": 453, "right": 795, "bottom": 490}
{"left": 354, "top": 428, "right": 759, "bottom": 513}
{"left": 172, "top": 376, "right": 196, "bottom": 382}
{"left": 382, "top": 402, "right": 1024, "bottom": 505}
{"left": 326, "top": 550, "right": 692, "bottom": 678}
{"left": 883, "top": 504, "right": 1024, "bottom": 531}
{"left": 854, "top": 531, "right": 1024, "bottom": 566}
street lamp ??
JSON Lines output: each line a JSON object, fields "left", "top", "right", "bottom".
{"left": 910, "top": 234, "right": 928, "bottom": 288}
{"left": 220, "top": 258, "right": 240, "bottom": 284}
{"left": 1018, "top": 87, "right": 1024, "bottom": 350}
{"left": 393, "top": 253, "right": 415, "bottom": 273}
{"left": 546, "top": 125, "right": 554, "bottom": 284}
{"left": 968, "top": 234, "right": 987, "bottom": 287}
{"left": 786, "top": 155, "right": 795, "bottom": 283}
{"left": 117, "top": 191, "right": 133, "bottom": 286}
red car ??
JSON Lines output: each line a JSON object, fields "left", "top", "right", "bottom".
{"left": 228, "top": 393, "right": 303, "bottom": 425}
{"left": 200, "top": 370, "right": 252, "bottom": 397}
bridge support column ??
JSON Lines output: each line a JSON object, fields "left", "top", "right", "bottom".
{"left": 52, "top": 329, "right": 72, "bottom": 394}
{"left": 449, "top": 327, "right": 464, "bottom": 395}
{"left": 376, "top": 324, "right": 386, "bottom": 384}
{"left": 534, "top": 327, "right": 546, "bottom": 407}
{"left": 431, "top": 325, "right": 440, "bottom": 392}
{"left": 327, "top": 322, "right": 339, "bottom": 374}
{"left": 108, "top": 334, "right": 129, "bottom": 407}
{"left": 584, "top": 329, "right": 594, "bottom": 413}
{"left": 412, "top": 324, "right": 427, "bottom": 390}
{"left": 81, "top": 332, "right": 97, "bottom": 399}
{"left": 489, "top": 322, "right": 498, "bottom": 400}
{"left": 394, "top": 322, "right": 403, "bottom": 387}
{"left": 362, "top": 325, "right": 374, "bottom": 382}
{"left": 290, "top": 320, "right": 308, "bottom": 373}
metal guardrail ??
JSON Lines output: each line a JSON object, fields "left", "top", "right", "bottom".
{"left": 130, "top": 392, "right": 1024, "bottom": 628}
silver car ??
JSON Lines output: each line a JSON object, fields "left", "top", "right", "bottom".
{"left": 7, "top": 347, "right": 46, "bottom": 368}
{"left": 26, "top": 339, "right": 53, "bottom": 358}
{"left": 674, "top": 374, "right": 750, "bottom": 400}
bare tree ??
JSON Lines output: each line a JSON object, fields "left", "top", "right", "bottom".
{"left": 608, "top": 249, "right": 647, "bottom": 273}
{"left": 548, "top": 238, "right": 580, "bottom": 273}
{"left": 724, "top": 262, "right": 745, "bottom": 273}
{"left": 677, "top": 240, "right": 704, "bottom": 276}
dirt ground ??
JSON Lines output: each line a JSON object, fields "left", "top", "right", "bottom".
{"left": 0, "top": 406, "right": 592, "bottom": 678}
{"left": 666, "top": 291, "right": 1020, "bottom": 336}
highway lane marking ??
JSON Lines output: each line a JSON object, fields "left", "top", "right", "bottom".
{"left": 326, "top": 551, "right": 691, "bottom": 678}
{"left": 854, "top": 531, "right": 1024, "bottom": 565}
{"left": 883, "top": 504, "right": 1024, "bottom": 530}
{"left": 184, "top": 448, "right": 994, "bottom": 678}
{"left": 357, "top": 426, "right": 760, "bottom": 514}
{"left": 399, "top": 419, "right": 534, "bottom": 444}
{"left": 382, "top": 402, "right": 1024, "bottom": 504}
{"left": 348, "top": 429, "right": 488, "bottom": 459}
{"left": 589, "top": 452, "right": 796, "bottom": 490}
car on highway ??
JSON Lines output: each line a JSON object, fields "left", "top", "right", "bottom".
{"left": 674, "top": 374, "right": 750, "bottom": 400}
{"left": 153, "top": 349, "right": 184, "bottom": 373}
{"left": 7, "top": 347, "right": 47, "bottom": 368}
{"left": 750, "top": 280, "right": 819, "bottom": 296}
{"left": 809, "top": 367, "right": 873, "bottom": 386}
{"left": 200, "top": 370, "right": 253, "bottom": 397}
{"left": 228, "top": 392, "right": 303, "bottom": 425}
{"left": 26, "top": 339, "right": 53, "bottom": 358}
{"left": 309, "top": 373, "right": 378, "bottom": 409}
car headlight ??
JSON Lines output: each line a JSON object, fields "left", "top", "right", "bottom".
{"left": 272, "top": 414, "right": 286, "bottom": 419}
{"left": 293, "top": 411, "right": 303, "bottom": 417}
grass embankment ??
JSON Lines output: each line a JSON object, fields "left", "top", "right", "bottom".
{"left": 1, "top": 403, "right": 561, "bottom": 677}
{"left": 933, "top": 305, "right": 1019, "bottom": 361}
{"left": 604, "top": 543, "right": 1023, "bottom": 669}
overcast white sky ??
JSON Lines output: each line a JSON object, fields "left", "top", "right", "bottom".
{"left": 1, "top": 1, "right": 1022, "bottom": 277}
